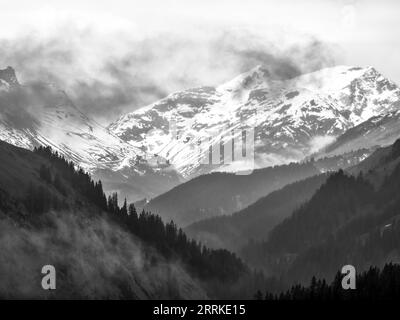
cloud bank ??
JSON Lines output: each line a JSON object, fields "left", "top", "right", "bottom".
{"left": 0, "top": 23, "right": 338, "bottom": 124}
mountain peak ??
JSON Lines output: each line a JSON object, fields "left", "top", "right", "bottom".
{"left": 217, "top": 65, "right": 272, "bottom": 92}
{"left": 0, "top": 66, "right": 19, "bottom": 87}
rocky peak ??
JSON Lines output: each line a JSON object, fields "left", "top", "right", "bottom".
{"left": 0, "top": 66, "right": 19, "bottom": 87}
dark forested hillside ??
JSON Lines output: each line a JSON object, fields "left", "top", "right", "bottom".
{"left": 257, "top": 263, "right": 400, "bottom": 300}
{"left": 183, "top": 150, "right": 373, "bottom": 253}
{"left": 144, "top": 162, "right": 321, "bottom": 227}
{"left": 242, "top": 138, "right": 400, "bottom": 287}
{"left": 0, "top": 141, "right": 265, "bottom": 299}
{"left": 266, "top": 170, "right": 375, "bottom": 254}
{"left": 2, "top": 137, "right": 400, "bottom": 299}
{"left": 185, "top": 173, "right": 328, "bottom": 251}
{"left": 347, "top": 139, "right": 400, "bottom": 188}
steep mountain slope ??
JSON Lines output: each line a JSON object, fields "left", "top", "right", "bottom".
{"left": 185, "top": 173, "right": 328, "bottom": 251}
{"left": 144, "top": 161, "right": 321, "bottom": 227}
{"left": 347, "top": 139, "right": 400, "bottom": 188}
{"left": 265, "top": 171, "right": 375, "bottom": 254}
{"left": 0, "top": 140, "right": 274, "bottom": 299}
{"left": 144, "top": 147, "right": 369, "bottom": 230}
{"left": 109, "top": 65, "right": 400, "bottom": 178}
{"left": 241, "top": 137, "right": 400, "bottom": 284}
{"left": 182, "top": 149, "right": 371, "bottom": 252}
{"left": 0, "top": 68, "right": 136, "bottom": 169}
{"left": 0, "top": 67, "right": 181, "bottom": 202}
{"left": 0, "top": 140, "right": 207, "bottom": 299}
{"left": 2, "top": 64, "right": 399, "bottom": 204}
{"left": 319, "top": 110, "right": 400, "bottom": 158}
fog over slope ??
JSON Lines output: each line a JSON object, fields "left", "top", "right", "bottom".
{"left": 0, "top": 211, "right": 207, "bottom": 299}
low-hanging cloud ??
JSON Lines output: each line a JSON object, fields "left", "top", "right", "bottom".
{"left": 309, "top": 135, "right": 337, "bottom": 153}
{"left": 0, "top": 24, "right": 338, "bottom": 124}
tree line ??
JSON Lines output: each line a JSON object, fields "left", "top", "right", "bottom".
{"left": 31, "top": 146, "right": 248, "bottom": 284}
{"left": 256, "top": 263, "right": 400, "bottom": 300}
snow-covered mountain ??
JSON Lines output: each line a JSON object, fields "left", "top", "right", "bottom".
{"left": 0, "top": 67, "right": 182, "bottom": 202}
{"left": 109, "top": 65, "right": 400, "bottom": 178}
{"left": 1, "top": 65, "right": 399, "bottom": 202}
{"left": 0, "top": 67, "right": 139, "bottom": 170}
{"left": 319, "top": 109, "right": 400, "bottom": 157}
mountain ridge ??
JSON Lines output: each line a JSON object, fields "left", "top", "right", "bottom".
{"left": 241, "top": 137, "right": 400, "bottom": 284}
{"left": 1, "top": 64, "right": 400, "bottom": 203}
{"left": 0, "top": 67, "right": 182, "bottom": 202}
{"left": 109, "top": 65, "right": 400, "bottom": 179}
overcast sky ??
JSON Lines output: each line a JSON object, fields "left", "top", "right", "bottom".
{"left": 0, "top": 0, "right": 398, "bottom": 123}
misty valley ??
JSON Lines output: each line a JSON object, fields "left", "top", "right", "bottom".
{"left": 0, "top": 1, "right": 400, "bottom": 312}
{"left": 1, "top": 62, "right": 400, "bottom": 301}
